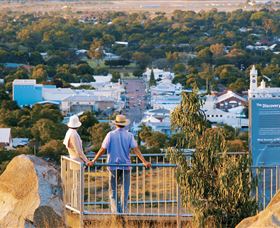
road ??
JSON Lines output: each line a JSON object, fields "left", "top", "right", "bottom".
{"left": 123, "top": 78, "right": 147, "bottom": 126}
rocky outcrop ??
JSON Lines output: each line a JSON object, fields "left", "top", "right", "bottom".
{"left": 0, "top": 155, "right": 64, "bottom": 228}
{"left": 236, "top": 190, "right": 280, "bottom": 228}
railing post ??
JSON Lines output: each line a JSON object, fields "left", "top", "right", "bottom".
{"left": 80, "top": 163, "right": 84, "bottom": 214}
{"left": 61, "top": 157, "right": 66, "bottom": 205}
{"left": 177, "top": 184, "right": 181, "bottom": 228}
{"left": 275, "top": 165, "right": 279, "bottom": 193}
{"left": 80, "top": 163, "right": 84, "bottom": 228}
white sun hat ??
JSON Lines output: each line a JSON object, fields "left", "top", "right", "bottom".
{"left": 67, "top": 115, "right": 82, "bottom": 128}
{"left": 112, "top": 114, "right": 130, "bottom": 126}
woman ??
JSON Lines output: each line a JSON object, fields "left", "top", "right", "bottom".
{"left": 63, "top": 115, "right": 92, "bottom": 208}
{"left": 63, "top": 115, "right": 92, "bottom": 166}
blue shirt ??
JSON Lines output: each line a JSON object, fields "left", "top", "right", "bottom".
{"left": 102, "top": 128, "right": 137, "bottom": 170}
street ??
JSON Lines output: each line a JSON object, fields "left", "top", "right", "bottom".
{"left": 123, "top": 78, "right": 147, "bottom": 126}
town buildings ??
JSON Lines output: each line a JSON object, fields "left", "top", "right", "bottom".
{"left": 13, "top": 78, "right": 125, "bottom": 115}
{"left": 136, "top": 67, "right": 249, "bottom": 135}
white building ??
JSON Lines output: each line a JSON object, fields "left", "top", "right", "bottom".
{"left": 144, "top": 108, "right": 170, "bottom": 120}
{"left": 150, "top": 78, "right": 182, "bottom": 96}
{"left": 13, "top": 79, "right": 125, "bottom": 115}
{"left": 248, "top": 65, "right": 280, "bottom": 98}
{"left": 115, "top": 41, "right": 129, "bottom": 46}
{"left": 136, "top": 108, "right": 171, "bottom": 135}
{"left": 202, "top": 95, "right": 248, "bottom": 128}
{"left": 214, "top": 90, "right": 247, "bottom": 111}
{"left": 150, "top": 78, "right": 182, "bottom": 110}
{"left": 151, "top": 95, "right": 181, "bottom": 110}
{"left": 143, "top": 68, "right": 175, "bottom": 81}
{"left": 0, "top": 128, "right": 12, "bottom": 148}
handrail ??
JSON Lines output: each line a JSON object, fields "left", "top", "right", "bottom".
{"left": 61, "top": 155, "right": 83, "bottom": 165}
{"left": 86, "top": 153, "right": 191, "bottom": 158}
{"left": 90, "top": 163, "right": 177, "bottom": 167}
{"left": 86, "top": 151, "right": 249, "bottom": 158}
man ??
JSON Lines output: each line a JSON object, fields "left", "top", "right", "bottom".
{"left": 92, "top": 114, "right": 151, "bottom": 213}
{"left": 63, "top": 115, "right": 93, "bottom": 208}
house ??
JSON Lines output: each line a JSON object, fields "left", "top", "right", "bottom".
{"left": 150, "top": 78, "right": 182, "bottom": 96}
{"left": 12, "top": 138, "right": 29, "bottom": 148}
{"left": 143, "top": 68, "right": 175, "bottom": 81}
{"left": 75, "top": 49, "right": 87, "bottom": 55}
{"left": 202, "top": 95, "right": 248, "bottom": 128}
{"left": 103, "top": 51, "right": 121, "bottom": 61}
{"left": 134, "top": 108, "right": 172, "bottom": 135}
{"left": 246, "top": 44, "right": 277, "bottom": 51}
{"left": 40, "top": 52, "right": 48, "bottom": 60}
{"left": 144, "top": 119, "right": 171, "bottom": 136}
{"left": 0, "top": 128, "right": 12, "bottom": 148}
{"left": 151, "top": 95, "right": 181, "bottom": 110}
{"left": 115, "top": 41, "right": 129, "bottom": 46}
{"left": 2, "top": 63, "right": 24, "bottom": 69}
{"left": 215, "top": 90, "right": 247, "bottom": 111}
{"left": 144, "top": 108, "right": 170, "bottom": 121}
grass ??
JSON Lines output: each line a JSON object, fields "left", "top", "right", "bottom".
{"left": 67, "top": 213, "right": 192, "bottom": 228}
{"left": 87, "top": 59, "right": 106, "bottom": 68}
{"left": 83, "top": 167, "right": 191, "bottom": 215}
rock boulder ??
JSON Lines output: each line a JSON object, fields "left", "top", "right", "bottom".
{"left": 0, "top": 155, "right": 64, "bottom": 228}
{"left": 236, "top": 190, "right": 280, "bottom": 228}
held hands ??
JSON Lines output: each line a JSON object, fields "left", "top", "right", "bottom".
{"left": 86, "top": 161, "right": 94, "bottom": 167}
{"left": 144, "top": 161, "right": 152, "bottom": 168}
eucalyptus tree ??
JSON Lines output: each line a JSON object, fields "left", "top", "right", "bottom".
{"left": 168, "top": 87, "right": 257, "bottom": 227}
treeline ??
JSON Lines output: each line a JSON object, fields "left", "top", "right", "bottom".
{"left": 0, "top": 10, "right": 280, "bottom": 91}
{"left": 0, "top": 10, "right": 279, "bottom": 89}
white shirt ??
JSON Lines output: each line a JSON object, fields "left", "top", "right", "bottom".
{"left": 63, "top": 129, "right": 88, "bottom": 163}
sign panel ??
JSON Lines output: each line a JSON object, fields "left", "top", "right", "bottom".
{"left": 250, "top": 98, "right": 280, "bottom": 166}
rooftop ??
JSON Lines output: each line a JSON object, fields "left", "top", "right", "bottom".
{"left": 13, "top": 79, "right": 37, "bottom": 86}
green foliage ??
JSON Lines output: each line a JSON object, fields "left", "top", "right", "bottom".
{"left": 31, "top": 119, "right": 67, "bottom": 144}
{"left": 0, "top": 11, "right": 279, "bottom": 89}
{"left": 168, "top": 89, "right": 257, "bottom": 227}
{"left": 111, "top": 72, "right": 121, "bottom": 83}
{"left": 79, "top": 111, "right": 98, "bottom": 141}
{"left": 76, "top": 63, "right": 94, "bottom": 75}
{"left": 90, "top": 123, "right": 111, "bottom": 151}
{"left": 138, "top": 124, "right": 167, "bottom": 149}
{"left": 31, "top": 64, "right": 48, "bottom": 83}
{"left": 138, "top": 125, "right": 152, "bottom": 143}
{"left": 149, "top": 69, "right": 156, "bottom": 87}
{"left": 38, "top": 139, "right": 67, "bottom": 162}
{"left": 171, "top": 89, "right": 207, "bottom": 147}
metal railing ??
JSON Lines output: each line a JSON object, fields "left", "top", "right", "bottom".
{"left": 61, "top": 156, "right": 84, "bottom": 214}
{"left": 61, "top": 154, "right": 280, "bottom": 217}
{"left": 61, "top": 155, "right": 191, "bottom": 218}
{"left": 252, "top": 166, "right": 280, "bottom": 210}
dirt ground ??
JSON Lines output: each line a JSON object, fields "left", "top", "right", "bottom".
{"left": 0, "top": 0, "right": 251, "bottom": 15}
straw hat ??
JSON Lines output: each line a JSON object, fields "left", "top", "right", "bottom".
{"left": 67, "top": 115, "right": 82, "bottom": 128}
{"left": 112, "top": 115, "right": 130, "bottom": 126}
